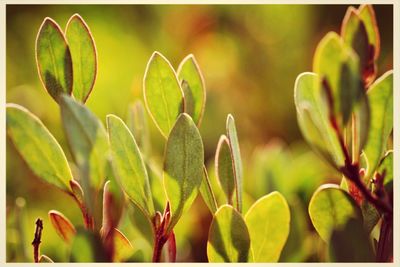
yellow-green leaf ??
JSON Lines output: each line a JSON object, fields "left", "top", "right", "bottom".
{"left": 215, "top": 135, "right": 235, "bottom": 205}
{"left": 106, "top": 114, "right": 154, "bottom": 218}
{"left": 127, "top": 100, "right": 151, "bottom": 158}
{"left": 65, "top": 14, "right": 97, "bottom": 103}
{"left": 199, "top": 166, "right": 218, "bottom": 214}
{"left": 113, "top": 228, "right": 133, "bottom": 262}
{"left": 48, "top": 210, "right": 76, "bottom": 243}
{"left": 143, "top": 51, "right": 184, "bottom": 138}
{"left": 207, "top": 205, "right": 250, "bottom": 262}
{"left": 226, "top": 114, "right": 243, "bottom": 213}
{"left": 364, "top": 71, "right": 393, "bottom": 177}
{"left": 308, "top": 184, "right": 361, "bottom": 242}
{"left": 35, "top": 18, "right": 72, "bottom": 102}
{"left": 70, "top": 228, "right": 107, "bottom": 262}
{"left": 6, "top": 104, "right": 73, "bottom": 192}
{"left": 177, "top": 54, "right": 206, "bottom": 126}
{"left": 358, "top": 4, "right": 380, "bottom": 60}
{"left": 164, "top": 113, "right": 204, "bottom": 231}
{"left": 39, "top": 255, "right": 54, "bottom": 263}
{"left": 244, "top": 192, "right": 290, "bottom": 262}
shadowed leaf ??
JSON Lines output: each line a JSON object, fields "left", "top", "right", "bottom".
{"left": 48, "top": 210, "right": 76, "bottom": 243}
{"left": 70, "top": 228, "right": 108, "bottom": 262}
{"left": 143, "top": 51, "right": 184, "bottom": 138}
{"left": 207, "top": 205, "right": 250, "bottom": 262}
{"left": 199, "top": 167, "right": 218, "bottom": 214}
{"left": 164, "top": 113, "right": 204, "bottom": 232}
{"left": 6, "top": 104, "right": 73, "bottom": 192}
{"left": 127, "top": 100, "right": 151, "bottom": 158}
{"left": 35, "top": 18, "right": 72, "bottom": 102}
{"left": 358, "top": 4, "right": 380, "bottom": 60}
{"left": 65, "top": 14, "right": 97, "bottom": 103}
{"left": 215, "top": 135, "right": 235, "bottom": 205}
{"left": 245, "top": 192, "right": 290, "bottom": 262}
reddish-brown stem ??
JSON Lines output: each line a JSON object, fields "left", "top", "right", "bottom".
{"left": 376, "top": 214, "right": 393, "bottom": 262}
{"left": 69, "top": 192, "right": 95, "bottom": 231}
{"left": 31, "top": 218, "right": 43, "bottom": 263}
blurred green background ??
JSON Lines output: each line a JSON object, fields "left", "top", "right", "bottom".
{"left": 6, "top": 4, "right": 393, "bottom": 262}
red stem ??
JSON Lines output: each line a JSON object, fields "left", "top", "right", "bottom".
{"left": 31, "top": 218, "right": 43, "bottom": 263}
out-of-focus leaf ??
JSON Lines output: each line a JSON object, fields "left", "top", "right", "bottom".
{"left": 127, "top": 100, "right": 151, "bottom": 158}
{"left": 35, "top": 18, "right": 73, "bottom": 102}
{"left": 143, "top": 51, "right": 184, "bottom": 137}
{"left": 70, "top": 179, "right": 84, "bottom": 206}
{"left": 6, "top": 104, "right": 73, "bottom": 192}
{"left": 199, "top": 167, "right": 218, "bottom": 214}
{"left": 361, "top": 200, "right": 380, "bottom": 234}
{"left": 102, "top": 180, "right": 124, "bottom": 236}
{"left": 164, "top": 113, "right": 204, "bottom": 231}
{"left": 308, "top": 184, "right": 361, "bottom": 242}
{"left": 329, "top": 218, "right": 374, "bottom": 262}
{"left": 106, "top": 114, "right": 154, "bottom": 219}
{"left": 313, "top": 32, "right": 362, "bottom": 125}
{"left": 244, "top": 192, "right": 290, "bottom": 262}
{"left": 215, "top": 135, "right": 235, "bottom": 205}
{"left": 113, "top": 228, "right": 133, "bottom": 262}
{"left": 364, "top": 71, "right": 393, "bottom": 177}
{"left": 70, "top": 228, "right": 108, "bottom": 262}
{"left": 377, "top": 150, "right": 393, "bottom": 189}
{"left": 177, "top": 54, "right": 206, "bottom": 126}
{"left": 48, "top": 210, "right": 76, "bottom": 243}
{"left": 294, "top": 72, "right": 344, "bottom": 168}
{"left": 146, "top": 162, "right": 166, "bottom": 212}
{"left": 226, "top": 114, "right": 243, "bottom": 213}
{"left": 207, "top": 205, "right": 250, "bottom": 262}
{"left": 358, "top": 4, "right": 380, "bottom": 60}
{"left": 39, "top": 255, "right": 54, "bottom": 263}
{"left": 60, "top": 95, "right": 108, "bottom": 191}
{"left": 65, "top": 14, "right": 97, "bottom": 103}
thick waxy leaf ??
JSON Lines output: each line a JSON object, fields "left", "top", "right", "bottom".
{"left": 164, "top": 113, "right": 204, "bottom": 231}
{"left": 308, "top": 184, "right": 361, "bottom": 242}
{"left": 60, "top": 95, "right": 108, "bottom": 191}
{"left": 65, "top": 14, "right": 97, "bottom": 103}
{"left": 36, "top": 18, "right": 72, "bottom": 102}
{"left": 364, "top": 71, "right": 393, "bottom": 177}
{"left": 226, "top": 114, "right": 243, "bottom": 213}
{"left": 143, "top": 51, "right": 184, "bottom": 137}
{"left": 207, "top": 205, "right": 250, "bottom": 262}
{"left": 70, "top": 228, "right": 108, "bottom": 262}
{"left": 199, "top": 167, "right": 218, "bottom": 214}
{"left": 358, "top": 5, "right": 380, "bottom": 60}
{"left": 127, "top": 100, "right": 151, "bottom": 158}
{"left": 177, "top": 54, "right": 206, "bottom": 126}
{"left": 245, "top": 192, "right": 290, "bottom": 262}
{"left": 215, "top": 135, "right": 235, "bottom": 205}
{"left": 106, "top": 114, "right": 154, "bottom": 218}
{"left": 113, "top": 228, "right": 133, "bottom": 262}
{"left": 313, "top": 32, "right": 362, "bottom": 125}
{"left": 39, "top": 255, "right": 54, "bottom": 263}
{"left": 48, "top": 210, "right": 76, "bottom": 243}
{"left": 329, "top": 218, "right": 374, "bottom": 262}
{"left": 6, "top": 104, "right": 73, "bottom": 192}
{"left": 294, "top": 72, "right": 344, "bottom": 168}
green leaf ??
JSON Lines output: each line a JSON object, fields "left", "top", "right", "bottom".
{"left": 215, "top": 135, "right": 235, "bottom": 205}
{"left": 6, "top": 104, "right": 73, "bottom": 192}
{"left": 358, "top": 4, "right": 380, "bottom": 60}
{"left": 364, "top": 71, "right": 393, "bottom": 177}
{"left": 60, "top": 95, "right": 108, "bottom": 191}
{"left": 70, "top": 228, "right": 107, "bottom": 262}
{"left": 113, "top": 228, "right": 133, "bottom": 262}
{"left": 177, "top": 54, "right": 206, "bottom": 126}
{"left": 146, "top": 162, "right": 167, "bottom": 212}
{"left": 329, "top": 218, "right": 374, "bottom": 262}
{"left": 35, "top": 18, "right": 72, "bottom": 102}
{"left": 127, "top": 100, "right": 151, "bottom": 158}
{"left": 143, "top": 51, "right": 184, "bottom": 137}
{"left": 164, "top": 113, "right": 204, "bottom": 231}
{"left": 207, "top": 205, "right": 250, "bottom": 262}
{"left": 313, "top": 32, "right": 362, "bottom": 125}
{"left": 106, "top": 114, "right": 154, "bottom": 218}
{"left": 294, "top": 72, "right": 344, "bottom": 168}
{"left": 244, "top": 192, "right": 290, "bottom": 262}
{"left": 48, "top": 210, "right": 76, "bottom": 243}
{"left": 308, "top": 184, "right": 361, "bottom": 242}
{"left": 65, "top": 14, "right": 97, "bottom": 103}
{"left": 378, "top": 150, "right": 393, "bottom": 188}
{"left": 226, "top": 114, "right": 243, "bottom": 213}
{"left": 199, "top": 166, "right": 218, "bottom": 214}
{"left": 102, "top": 180, "right": 124, "bottom": 235}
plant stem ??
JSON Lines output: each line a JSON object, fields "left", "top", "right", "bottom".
{"left": 376, "top": 214, "right": 393, "bottom": 262}
{"left": 31, "top": 218, "right": 43, "bottom": 263}
{"left": 152, "top": 234, "right": 167, "bottom": 262}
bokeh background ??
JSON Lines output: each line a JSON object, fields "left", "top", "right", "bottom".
{"left": 6, "top": 4, "right": 393, "bottom": 262}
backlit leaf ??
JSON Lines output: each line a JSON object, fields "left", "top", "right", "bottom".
{"left": 35, "top": 18, "right": 72, "bottom": 102}
{"left": 177, "top": 54, "right": 206, "bottom": 126}
{"left": 207, "top": 205, "right": 250, "bottom": 262}
{"left": 39, "top": 255, "right": 54, "bottom": 263}
{"left": 48, "top": 210, "right": 76, "bottom": 243}
{"left": 245, "top": 192, "right": 290, "bottom": 262}
{"left": 113, "top": 228, "right": 133, "bottom": 262}
{"left": 358, "top": 4, "right": 380, "bottom": 60}
{"left": 164, "top": 113, "right": 204, "bottom": 231}
{"left": 65, "top": 14, "right": 97, "bottom": 103}
{"left": 6, "top": 104, "right": 73, "bottom": 192}
{"left": 308, "top": 184, "right": 361, "bottom": 242}
{"left": 199, "top": 167, "right": 218, "bottom": 214}
{"left": 107, "top": 114, "right": 154, "bottom": 218}
{"left": 127, "top": 100, "right": 151, "bottom": 158}
{"left": 143, "top": 51, "right": 184, "bottom": 137}
{"left": 215, "top": 135, "right": 235, "bottom": 205}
